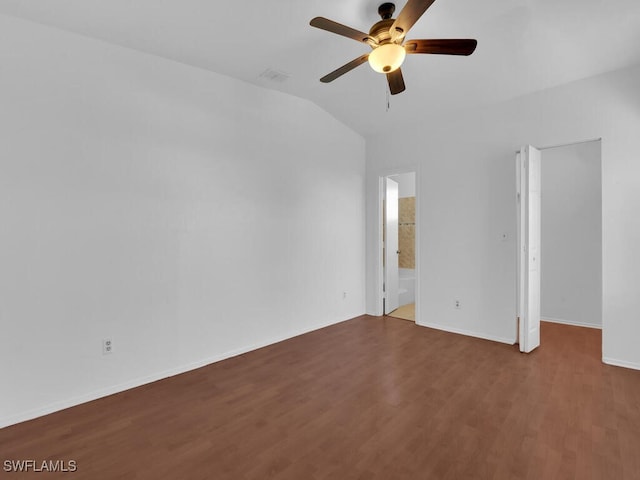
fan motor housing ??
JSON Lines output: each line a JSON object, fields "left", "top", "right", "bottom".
{"left": 369, "top": 19, "right": 395, "bottom": 44}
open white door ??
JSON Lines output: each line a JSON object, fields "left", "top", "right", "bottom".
{"left": 384, "top": 177, "right": 399, "bottom": 314}
{"left": 517, "top": 145, "right": 541, "bottom": 353}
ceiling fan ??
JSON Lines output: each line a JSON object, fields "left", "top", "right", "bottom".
{"left": 310, "top": 0, "right": 477, "bottom": 95}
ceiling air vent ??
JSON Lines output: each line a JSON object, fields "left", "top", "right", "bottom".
{"left": 258, "top": 68, "right": 291, "bottom": 83}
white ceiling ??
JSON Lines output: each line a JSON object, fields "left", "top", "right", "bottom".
{"left": 1, "top": 0, "right": 639, "bottom": 136}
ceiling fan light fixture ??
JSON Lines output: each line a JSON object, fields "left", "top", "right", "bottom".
{"left": 368, "top": 43, "right": 406, "bottom": 73}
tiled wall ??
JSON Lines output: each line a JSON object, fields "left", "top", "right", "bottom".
{"left": 399, "top": 197, "right": 415, "bottom": 269}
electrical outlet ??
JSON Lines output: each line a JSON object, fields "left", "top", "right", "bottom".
{"left": 103, "top": 338, "right": 113, "bottom": 355}
{"left": 455, "top": 300, "right": 461, "bottom": 309}
{"left": 343, "top": 291, "right": 347, "bottom": 299}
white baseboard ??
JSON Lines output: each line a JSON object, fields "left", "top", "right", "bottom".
{"left": 602, "top": 356, "right": 640, "bottom": 371}
{"left": 541, "top": 316, "right": 602, "bottom": 329}
{"left": 416, "top": 320, "right": 516, "bottom": 345}
{"left": 0, "top": 314, "right": 360, "bottom": 429}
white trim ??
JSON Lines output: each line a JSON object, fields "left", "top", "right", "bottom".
{"left": 374, "top": 167, "right": 420, "bottom": 321}
{"left": 514, "top": 137, "right": 602, "bottom": 154}
{"left": 602, "top": 357, "right": 640, "bottom": 371}
{"left": 541, "top": 317, "right": 601, "bottom": 329}
{"left": 539, "top": 137, "right": 602, "bottom": 151}
{"left": 417, "top": 320, "right": 516, "bottom": 345}
{"left": 0, "top": 315, "right": 356, "bottom": 429}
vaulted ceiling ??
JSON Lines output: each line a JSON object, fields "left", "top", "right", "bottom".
{"left": 1, "top": 0, "right": 639, "bottom": 136}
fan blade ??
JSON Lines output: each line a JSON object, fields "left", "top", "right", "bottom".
{"left": 386, "top": 68, "right": 406, "bottom": 95}
{"left": 320, "top": 54, "right": 370, "bottom": 83}
{"left": 390, "top": 0, "right": 437, "bottom": 41}
{"left": 404, "top": 39, "right": 477, "bottom": 56}
{"left": 310, "top": 17, "right": 374, "bottom": 44}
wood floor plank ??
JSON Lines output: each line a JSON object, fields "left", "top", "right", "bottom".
{"left": 1, "top": 316, "right": 640, "bottom": 479}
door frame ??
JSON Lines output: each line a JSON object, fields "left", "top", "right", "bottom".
{"left": 374, "top": 168, "right": 420, "bottom": 322}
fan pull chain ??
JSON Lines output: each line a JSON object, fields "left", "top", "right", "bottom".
{"left": 386, "top": 87, "right": 390, "bottom": 112}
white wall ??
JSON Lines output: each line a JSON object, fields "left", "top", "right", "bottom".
{"left": 0, "top": 14, "right": 366, "bottom": 427}
{"left": 541, "top": 141, "right": 602, "bottom": 328}
{"left": 366, "top": 63, "right": 640, "bottom": 369}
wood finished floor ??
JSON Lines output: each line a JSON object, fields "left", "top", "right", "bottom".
{"left": 2, "top": 316, "right": 640, "bottom": 479}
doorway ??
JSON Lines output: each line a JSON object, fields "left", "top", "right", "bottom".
{"left": 382, "top": 172, "right": 417, "bottom": 322}
{"left": 517, "top": 140, "right": 602, "bottom": 352}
